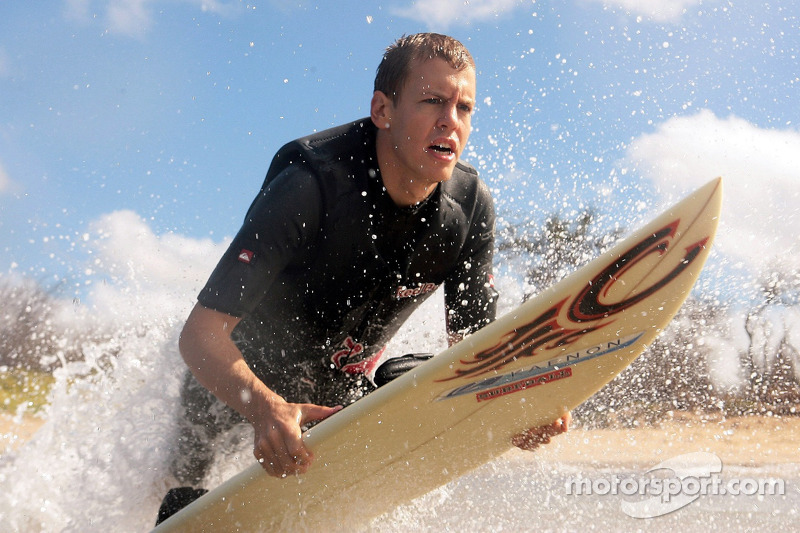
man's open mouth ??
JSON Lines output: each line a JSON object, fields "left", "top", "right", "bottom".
{"left": 429, "top": 143, "right": 454, "bottom": 154}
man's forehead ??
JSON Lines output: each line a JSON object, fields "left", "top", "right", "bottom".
{"left": 405, "top": 58, "right": 476, "bottom": 95}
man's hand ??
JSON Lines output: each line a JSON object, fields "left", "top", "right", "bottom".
{"left": 252, "top": 399, "right": 342, "bottom": 478}
{"left": 511, "top": 412, "right": 571, "bottom": 451}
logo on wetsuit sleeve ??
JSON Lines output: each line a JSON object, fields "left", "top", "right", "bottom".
{"left": 238, "top": 249, "right": 255, "bottom": 264}
{"left": 395, "top": 282, "right": 439, "bottom": 299}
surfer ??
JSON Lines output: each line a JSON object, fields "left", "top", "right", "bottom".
{"left": 158, "top": 33, "right": 568, "bottom": 524}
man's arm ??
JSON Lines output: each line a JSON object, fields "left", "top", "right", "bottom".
{"left": 178, "top": 303, "right": 341, "bottom": 477}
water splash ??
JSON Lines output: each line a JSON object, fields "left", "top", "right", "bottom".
{"left": 0, "top": 317, "right": 184, "bottom": 531}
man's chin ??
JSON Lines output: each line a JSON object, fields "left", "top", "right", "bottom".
{"left": 430, "top": 163, "right": 457, "bottom": 183}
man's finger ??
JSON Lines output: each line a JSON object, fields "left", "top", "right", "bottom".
{"left": 298, "top": 404, "right": 343, "bottom": 427}
{"left": 253, "top": 403, "right": 343, "bottom": 477}
{"left": 511, "top": 413, "right": 571, "bottom": 451}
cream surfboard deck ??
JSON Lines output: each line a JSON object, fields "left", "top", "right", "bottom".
{"left": 154, "top": 178, "right": 722, "bottom": 532}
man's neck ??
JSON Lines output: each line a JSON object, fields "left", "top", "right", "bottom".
{"left": 375, "top": 136, "right": 438, "bottom": 207}
{"left": 381, "top": 175, "right": 438, "bottom": 207}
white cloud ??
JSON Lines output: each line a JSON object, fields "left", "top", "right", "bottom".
{"left": 195, "top": 0, "right": 241, "bottom": 15}
{"left": 64, "top": 0, "right": 91, "bottom": 22}
{"left": 393, "top": 0, "right": 524, "bottom": 29}
{"left": 0, "top": 159, "right": 15, "bottom": 194}
{"left": 579, "top": 0, "right": 702, "bottom": 22}
{"left": 393, "top": 0, "right": 700, "bottom": 27}
{"left": 624, "top": 109, "right": 800, "bottom": 274}
{"left": 83, "top": 210, "right": 228, "bottom": 323}
{"left": 106, "top": 0, "right": 152, "bottom": 37}
{"left": 64, "top": 0, "right": 242, "bottom": 37}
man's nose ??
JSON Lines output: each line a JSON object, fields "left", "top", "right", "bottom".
{"left": 437, "top": 103, "right": 458, "bottom": 129}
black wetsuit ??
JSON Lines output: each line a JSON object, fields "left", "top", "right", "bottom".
{"left": 172, "top": 119, "right": 497, "bottom": 485}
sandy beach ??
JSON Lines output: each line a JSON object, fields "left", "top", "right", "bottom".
{"left": 0, "top": 414, "right": 45, "bottom": 452}
{"left": 513, "top": 412, "right": 800, "bottom": 471}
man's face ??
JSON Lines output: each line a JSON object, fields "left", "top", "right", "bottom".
{"left": 373, "top": 58, "right": 476, "bottom": 194}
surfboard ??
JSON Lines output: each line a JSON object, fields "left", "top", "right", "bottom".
{"left": 154, "top": 177, "right": 722, "bottom": 532}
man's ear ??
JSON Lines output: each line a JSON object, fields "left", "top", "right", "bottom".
{"left": 370, "top": 90, "right": 393, "bottom": 130}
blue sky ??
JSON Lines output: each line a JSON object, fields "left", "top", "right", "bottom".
{"left": 0, "top": 0, "right": 798, "bottom": 313}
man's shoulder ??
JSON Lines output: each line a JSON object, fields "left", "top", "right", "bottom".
{"left": 263, "top": 119, "right": 376, "bottom": 186}
{"left": 454, "top": 159, "right": 479, "bottom": 177}
{"left": 293, "top": 119, "right": 376, "bottom": 159}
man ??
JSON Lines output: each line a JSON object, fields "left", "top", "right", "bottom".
{"left": 159, "top": 33, "right": 568, "bottom": 523}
